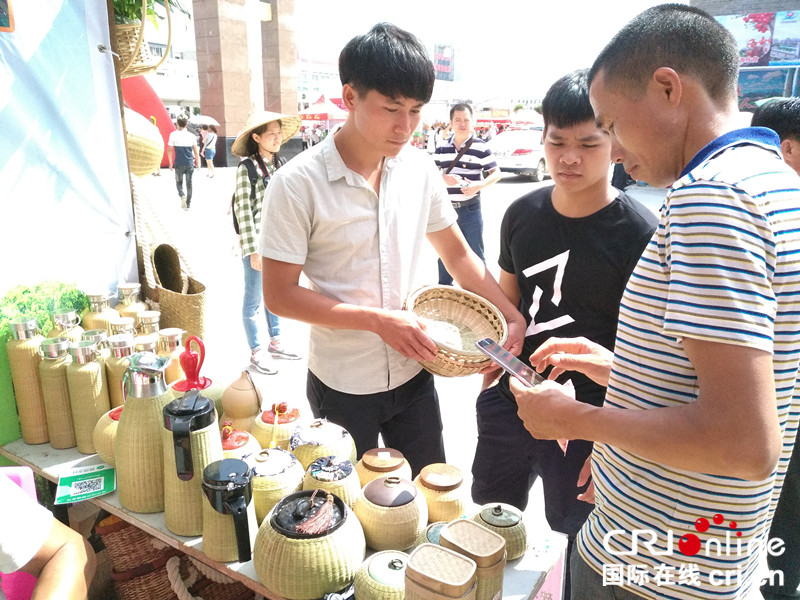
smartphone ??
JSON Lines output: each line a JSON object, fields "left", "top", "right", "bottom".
{"left": 475, "top": 338, "right": 544, "bottom": 387}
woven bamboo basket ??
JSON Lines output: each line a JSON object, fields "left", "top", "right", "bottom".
{"left": 39, "top": 351, "right": 76, "bottom": 449}
{"left": 252, "top": 404, "right": 302, "bottom": 450}
{"left": 251, "top": 448, "right": 305, "bottom": 525}
{"left": 404, "top": 286, "right": 507, "bottom": 377}
{"left": 110, "top": 550, "right": 183, "bottom": 600}
{"left": 125, "top": 107, "right": 164, "bottom": 178}
{"left": 166, "top": 555, "right": 255, "bottom": 600}
{"left": 93, "top": 406, "right": 123, "bottom": 466}
{"left": 354, "top": 477, "right": 428, "bottom": 551}
{"left": 290, "top": 419, "right": 357, "bottom": 470}
{"left": 356, "top": 447, "right": 413, "bottom": 488}
{"left": 253, "top": 492, "right": 366, "bottom": 600}
{"left": 470, "top": 504, "right": 527, "bottom": 561}
{"left": 95, "top": 514, "right": 175, "bottom": 573}
{"left": 163, "top": 421, "right": 224, "bottom": 537}
{"left": 157, "top": 277, "right": 206, "bottom": 343}
{"left": 302, "top": 456, "right": 363, "bottom": 509}
{"left": 405, "top": 544, "right": 477, "bottom": 600}
{"left": 354, "top": 550, "right": 409, "bottom": 600}
{"left": 414, "top": 463, "right": 468, "bottom": 524}
{"left": 66, "top": 359, "right": 110, "bottom": 454}
{"left": 438, "top": 519, "right": 506, "bottom": 600}
{"left": 473, "top": 553, "right": 506, "bottom": 600}
{"left": 412, "top": 521, "right": 448, "bottom": 550}
{"left": 200, "top": 497, "right": 258, "bottom": 563}
{"left": 114, "top": 0, "right": 172, "bottom": 79}
{"left": 7, "top": 335, "right": 49, "bottom": 444}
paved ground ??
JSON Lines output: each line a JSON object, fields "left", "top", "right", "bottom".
{"left": 134, "top": 163, "right": 665, "bottom": 534}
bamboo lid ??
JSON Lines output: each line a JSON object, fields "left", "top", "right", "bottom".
{"left": 406, "top": 543, "right": 476, "bottom": 596}
{"left": 438, "top": 520, "right": 506, "bottom": 567}
{"left": 419, "top": 463, "right": 463, "bottom": 492}
{"left": 362, "top": 447, "right": 406, "bottom": 473}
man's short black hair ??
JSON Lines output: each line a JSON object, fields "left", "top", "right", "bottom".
{"left": 339, "top": 23, "right": 435, "bottom": 103}
{"left": 542, "top": 69, "right": 595, "bottom": 130}
{"left": 589, "top": 4, "right": 739, "bottom": 102}
{"left": 751, "top": 98, "right": 800, "bottom": 142}
{"left": 450, "top": 103, "right": 473, "bottom": 120}
{"left": 176, "top": 116, "right": 187, "bottom": 128}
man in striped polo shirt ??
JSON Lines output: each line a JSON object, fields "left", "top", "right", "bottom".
{"left": 434, "top": 103, "right": 501, "bottom": 285}
{"left": 510, "top": 5, "right": 800, "bottom": 600}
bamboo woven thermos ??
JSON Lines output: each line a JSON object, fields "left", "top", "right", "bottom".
{"left": 115, "top": 282, "right": 148, "bottom": 320}
{"left": 46, "top": 309, "right": 84, "bottom": 343}
{"left": 38, "top": 337, "right": 76, "bottom": 449}
{"left": 106, "top": 333, "right": 134, "bottom": 409}
{"left": 67, "top": 340, "right": 111, "bottom": 454}
{"left": 81, "top": 292, "right": 119, "bottom": 334}
{"left": 201, "top": 458, "right": 257, "bottom": 563}
{"left": 157, "top": 328, "right": 184, "bottom": 385}
{"left": 7, "top": 317, "right": 48, "bottom": 444}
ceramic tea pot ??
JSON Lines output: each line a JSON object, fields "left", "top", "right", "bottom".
{"left": 201, "top": 458, "right": 256, "bottom": 563}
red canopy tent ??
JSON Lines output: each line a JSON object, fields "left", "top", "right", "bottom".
{"left": 300, "top": 96, "right": 348, "bottom": 121}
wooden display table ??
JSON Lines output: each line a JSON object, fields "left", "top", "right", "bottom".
{"left": 1, "top": 438, "right": 565, "bottom": 600}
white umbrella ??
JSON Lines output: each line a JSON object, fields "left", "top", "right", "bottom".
{"left": 189, "top": 114, "right": 219, "bottom": 126}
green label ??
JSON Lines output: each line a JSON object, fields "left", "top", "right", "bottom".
{"left": 54, "top": 464, "right": 116, "bottom": 505}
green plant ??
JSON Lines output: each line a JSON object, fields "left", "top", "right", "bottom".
{"left": 0, "top": 282, "right": 89, "bottom": 345}
{"left": 112, "top": 0, "right": 190, "bottom": 26}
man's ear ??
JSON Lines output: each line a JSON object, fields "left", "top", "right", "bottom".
{"left": 780, "top": 138, "right": 800, "bottom": 176}
{"left": 342, "top": 84, "right": 358, "bottom": 110}
{"left": 651, "top": 67, "right": 682, "bottom": 106}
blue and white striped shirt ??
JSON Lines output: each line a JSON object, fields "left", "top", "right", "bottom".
{"left": 434, "top": 134, "right": 498, "bottom": 200}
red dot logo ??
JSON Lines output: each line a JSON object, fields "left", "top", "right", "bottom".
{"left": 679, "top": 533, "right": 701, "bottom": 556}
{"left": 695, "top": 518, "right": 710, "bottom": 533}
{"left": 713, "top": 513, "right": 724, "bottom": 525}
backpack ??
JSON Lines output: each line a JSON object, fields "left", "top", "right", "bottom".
{"left": 231, "top": 159, "right": 262, "bottom": 235}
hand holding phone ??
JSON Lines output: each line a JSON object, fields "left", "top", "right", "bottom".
{"left": 475, "top": 338, "right": 544, "bottom": 387}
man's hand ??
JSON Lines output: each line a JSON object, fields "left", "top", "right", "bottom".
{"left": 374, "top": 310, "right": 439, "bottom": 362}
{"left": 528, "top": 336, "right": 613, "bottom": 386}
{"left": 577, "top": 456, "right": 595, "bottom": 504}
{"left": 460, "top": 184, "right": 481, "bottom": 198}
{"left": 442, "top": 173, "right": 463, "bottom": 187}
{"left": 250, "top": 253, "right": 261, "bottom": 271}
{"left": 510, "top": 377, "right": 584, "bottom": 440}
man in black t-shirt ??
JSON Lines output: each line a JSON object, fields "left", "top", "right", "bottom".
{"left": 470, "top": 70, "right": 657, "bottom": 599}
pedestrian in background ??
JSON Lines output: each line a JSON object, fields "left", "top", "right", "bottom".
{"left": 167, "top": 115, "right": 199, "bottom": 210}
{"left": 231, "top": 111, "right": 303, "bottom": 375}
{"left": 202, "top": 124, "right": 217, "bottom": 178}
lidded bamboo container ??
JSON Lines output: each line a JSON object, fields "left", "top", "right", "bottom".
{"left": 354, "top": 476, "right": 428, "bottom": 551}
{"left": 162, "top": 390, "right": 223, "bottom": 536}
{"left": 221, "top": 421, "right": 262, "bottom": 462}
{"left": 38, "top": 337, "right": 75, "bottom": 449}
{"left": 302, "top": 456, "right": 362, "bottom": 508}
{"left": 133, "top": 333, "right": 159, "bottom": 353}
{"left": 251, "top": 447, "right": 304, "bottom": 525}
{"left": 414, "top": 463, "right": 468, "bottom": 523}
{"left": 93, "top": 405, "right": 123, "bottom": 466}
{"left": 157, "top": 327, "right": 184, "bottom": 385}
{"left": 46, "top": 309, "right": 84, "bottom": 343}
{"left": 470, "top": 503, "right": 527, "bottom": 560}
{"left": 115, "top": 351, "right": 173, "bottom": 513}
{"left": 290, "top": 418, "right": 357, "bottom": 470}
{"left": 354, "top": 550, "right": 409, "bottom": 600}
{"left": 201, "top": 458, "right": 257, "bottom": 563}
{"left": 109, "top": 315, "right": 136, "bottom": 336}
{"left": 106, "top": 333, "right": 134, "bottom": 408}
{"left": 406, "top": 543, "right": 477, "bottom": 600}
{"left": 438, "top": 520, "right": 507, "bottom": 600}
{"left": 356, "top": 447, "right": 413, "bottom": 488}
{"left": 7, "top": 317, "right": 48, "bottom": 444}
{"left": 220, "top": 370, "right": 262, "bottom": 432}
{"left": 66, "top": 340, "right": 110, "bottom": 453}
{"left": 253, "top": 489, "right": 366, "bottom": 600}
{"left": 136, "top": 310, "right": 161, "bottom": 335}
{"left": 81, "top": 292, "right": 119, "bottom": 334}
{"left": 115, "top": 282, "right": 148, "bottom": 320}
{"left": 252, "top": 400, "right": 302, "bottom": 450}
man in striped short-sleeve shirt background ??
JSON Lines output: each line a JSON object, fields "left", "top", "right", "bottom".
{"left": 433, "top": 103, "right": 501, "bottom": 285}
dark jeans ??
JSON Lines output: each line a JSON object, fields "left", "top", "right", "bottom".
{"left": 306, "top": 369, "right": 446, "bottom": 477}
{"left": 471, "top": 385, "right": 594, "bottom": 600}
{"left": 438, "top": 199, "right": 484, "bottom": 285}
{"left": 570, "top": 550, "right": 645, "bottom": 600}
{"left": 762, "top": 429, "right": 800, "bottom": 599}
{"left": 174, "top": 164, "right": 194, "bottom": 204}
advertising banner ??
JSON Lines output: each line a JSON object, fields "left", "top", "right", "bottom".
{"left": 716, "top": 11, "right": 800, "bottom": 67}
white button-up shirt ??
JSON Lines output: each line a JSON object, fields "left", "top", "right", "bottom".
{"left": 259, "top": 134, "right": 457, "bottom": 394}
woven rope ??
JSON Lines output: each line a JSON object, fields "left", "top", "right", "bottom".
{"left": 93, "top": 409, "right": 119, "bottom": 466}
{"left": 404, "top": 286, "right": 507, "bottom": 377}
{"left": 7, "top": 337, "right": 49, "bottom": 444}
{"left": 166, "top": 556, "right": 200, "bottom": 600}
{"left": 39, "top": 355, "right": 77, "bottom": 449}
{"left": 66, "top": 361, "right": 110, "bottom": 453}
{"left": 353, "top": 493, "right": 428, "bottom": 551}
{"left": 187, "top": 556, "right": 234, "bottom": 585}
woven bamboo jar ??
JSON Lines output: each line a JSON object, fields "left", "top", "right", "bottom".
{"left": 162, "top": 390, "right": 223, "bottom": 537}
{"left": 157, "top": 328, "right": 184, "bottom": 385}
{"left": 115, "top": 352, "right": 174, "bottom": 513}
{"left": 136, "top": 310, "right": 161, "bottom": 335}
{"left": 354, "top": 550, "right": 409, "bottom": 600}
{"left": 412, "top": 521, "right": 449, "bottom": 550}
{"left": 251, "top": 448, "right": 304, "bottom": 525}
{"left": 106, "top": 334, "right": 134, "bottom": 409}
{"left": 290, "top": 419, "right": 357, "bottom": 470}
{"left": 81, "top": 293, "right": 119, "bottom": 334}
{"left": 354, "top": 476, "right": 428, "bottom": 551}
{"left": 439, "top": 520, "right": 506, "bottom": 600}
{"left": 470, "top": 503, "right": 527, "bottom": 561}
{"left": 38, "top": 337, "right": 76, "bottom": 449}
{"left": 47, "top": 309, "right": 84, "bottom": 343}
{"left": 252, "top": 401, "right": 302, "bottom": 450}
{"left": 66, "top": 340, "right": 110, "bottom": 453}
{"left": 253, "top": 489, "right": 366, "bottom": 600}
{"left": 220, "top": 370, "right": 262, "bottom": 433}
{"left": 82, "top": 329, "right": 111, "bottom": 375}
{"left": 93, "top": 406, "right": 123, "bottom": 466}
{"left": 7, "top": 317, "right": 48, "bottom": 444}
{"left": 414, "top": 463, "right": 468, "bottom": 523}
{"left": 356, "top": 447, "right": 413, "bottom": 488}
{"left": 115, "top": 283, "right": 148, "bottom": 320}
{"left": 406, "top": 543, "right": 477, "bottom": 600}
{"left": 201, "top": 458, "right": 257, "bottom": 563}
{"left": 133, "top": 333, "right": 159, "bottom": 353}
{"left": 302, "top": 456, "right": 362, "bottom": 508}
{"left": 221, "top": 423, "right": 262, "bottom": 462}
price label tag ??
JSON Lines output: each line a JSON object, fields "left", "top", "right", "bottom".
{"left": 54, "top": 464, "right": 116, "bottom": 505}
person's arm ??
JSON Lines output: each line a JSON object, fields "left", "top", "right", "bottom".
{"left": 21, "top": 519, "right": 96, "bottom": 600}
{"left": 513, "top": 337, "right": 781, "bottom": 480}
{"left": 480, "top": 268, "right": 521, "bottom": 389}
{"left": 262, "top": 258, "right": 439, "bottom": 362}
{"left": 168, "top": 144, "right": 175, "bottom": 170}
{"left": 461, "top": 167, "right": 501, "bottom": 198}
{"left": 193, "top": 144, "right": 200, "bottom": 167}
{"left": 427, "top": 225, "right": 525, "bottom": 357}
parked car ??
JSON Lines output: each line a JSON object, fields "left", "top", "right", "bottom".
{"left": 488, "top": 128, "right": 549, "bottom": 182}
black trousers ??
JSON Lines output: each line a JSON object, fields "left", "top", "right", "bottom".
{"left": 306, "top": 369, "right": 446, "bottom": 477}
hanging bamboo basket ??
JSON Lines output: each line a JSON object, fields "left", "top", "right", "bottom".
{"left": 115, "top": 0, "right": 172, "bottom": 79}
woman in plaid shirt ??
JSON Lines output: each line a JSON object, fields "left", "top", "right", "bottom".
{"left": 231, "top": 111, "right": 302, "bottom": 374}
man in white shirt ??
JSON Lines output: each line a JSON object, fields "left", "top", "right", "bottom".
{"left": 259, "top": 23, "right": 524, "bottom": 475}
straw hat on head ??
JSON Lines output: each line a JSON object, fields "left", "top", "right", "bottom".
{"left": 231, "top": 111, "right": 303, "bottom": 157}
